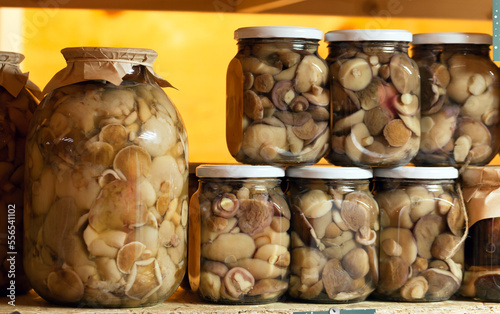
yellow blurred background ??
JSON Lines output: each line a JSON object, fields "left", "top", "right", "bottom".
{"left": 15, "top": 9, "right": 498, "bottom": 164}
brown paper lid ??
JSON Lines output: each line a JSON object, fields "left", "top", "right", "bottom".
{"left": 43, "top": 47, "right": 173, "bottom": 94}
{"left": 0, "top": 51, "right": 34, "bottom": 97}
{"left": 461, "top": 166, "right": 500, "bottom": 227}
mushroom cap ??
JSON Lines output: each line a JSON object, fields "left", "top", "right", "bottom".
{"left": 295, "top": 55, "right": 328, "bottom": 93}
{"left": 99, "top": 124, "right": 128, "bottom": 152}
{"left": 342, "top": 248, "right": 370, "bottom": 279}
{"left": 340, "top": 191, "right": 375, "bottom": 231}
{"left": 338, "top": 58, "right": 372, "bottom": 91}
{"left": 406, "top": 185, "right": 436, "bottom": 222}
{"left": 420, "top": 105, "right": 459, "bottom": 153}
{"left": 400, "top": 276, "right": 429, "bottom": 300}
{"left": 378, "top": 256, "right": 410, "bottom": 294}
{"left": 125, "top": 258, "right": 163, "bottom": 300}
{"left": 47, "top": 269, "right": 85, "bottom": 303}
{"left": 413, "top": 214, "right": 446, "bottom": 259}
{"left": 88, "top": 180, "right": 147, "bottom": 232}
{"left": 376, "top": 190, "right": 413, "bottom": 229}
{"left": 456, "top": 116, "right": 492, "bottom": 147}
{"left": 447, "top": 54, "right": 498, "bottom": 104}
{"left": 380, "top": 227, "right": 417, "bottom": 265}
{"left": 237, "top": 198, "right": 274, "bottom": 235}
{"left": 423, "top": 268, "right": 460, "bottom": 299}
{"left": 298, "top": 189, "right": 332, "bottom": 219}
{"left": 390, "top": 53, "right": 419, "bottom": 94}
{"left": 431, "top": 232, "right": 462, "bottom": 260}
{"left": 113, "top": 145, "right": 151, "bottom": 182}
{"left": 322, "top": 258, "right": 354, "bottom": 298}
{"left": 241, "top": 123, "right": 287, "bottom": 162}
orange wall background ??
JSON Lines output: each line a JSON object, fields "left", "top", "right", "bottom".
{"left": 20, "top": 9, "right": 497, "bottom": 164}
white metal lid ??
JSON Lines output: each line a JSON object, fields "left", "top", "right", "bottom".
{"left": 196, "top": 164, "right": 285, "bottom": 178}
{"left": 324, "top": 29, "right": 412, "bottom": 42}
{"left": 286, "top": 165, "right": 373, "bottom": 179}
{"left": 235, "top": 26, "right": 323, "bottom": 40}
{"left": 412, "top": 32, "right": 492, "bottom": 45}
{"left": 374, "top": 167, "right": 458, "bottom": 179}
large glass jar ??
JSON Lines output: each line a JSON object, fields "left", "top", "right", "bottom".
{"left": 0, "top": 52, "right": 40, "bottom": 297}
{"left": 188, "top": 165, "right": 290, "bottom": 304}
{"left": 226, "top": 26, "right": 330, "bottom": 166}
{"left": 286, "top": 166, "right": 378, "bottom": 302}
{"left": 324, "top": 30, "right": 420, "bottom": 168}
{"left": 460, "top": 166, "right": 500, "bottom": 301}
{"left": 373, "top": 167, "right": 465, "bottom": 301}
{"left": 23, "top": 47, "right": 188, "bottom": 307}
{"left": 412, "top": 33, "right": 500, "bottom": 166}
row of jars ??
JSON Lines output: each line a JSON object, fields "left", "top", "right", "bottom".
{"left": 188, "top": 164, "right": 500, "bottom": 304}
{"left": 226, "top": 27, "right": 500, "bottom": 168}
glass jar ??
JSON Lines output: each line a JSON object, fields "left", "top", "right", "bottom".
{"left": 24, "top": 47, "right": 188, "bottom": 307}
{"left": 460, "top": 166, "right": 500, "bottom": 301}
{"left": 226, "top": 26, "right": 330, "bottom": 166}
{"left": 0, "top": 52, "right": 40, "bottom": 297}
{"left": 286, "top": 166, "right": 378, "bottom": 302}
{"left": 188, "top": 165, "right": 290, "bottom": 304}
{"left": 324, "top": 29, "right": 420, "bottom": 168}
{"left": 412, "top": 33, "right": 500, "bottom": 166}
{"left": 373, "top": 167, "right": 465, "bottom": 301}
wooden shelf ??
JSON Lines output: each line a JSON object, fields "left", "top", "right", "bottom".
{"left": 0, "top": 0, "right": 493, "bottom": 20}
{"left": 2, "top": 288, "right": 500, "bottom": 313}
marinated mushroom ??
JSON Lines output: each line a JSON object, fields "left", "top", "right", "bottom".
{"left": 295, "top": 55, "right": 328, "bottom": 93}
{"left": 379, "top": 228, "right": 417, "bottom": 265}
{"left": 413, "top": 215, "right": 446, "bottom": 259}
{"left": 322, "top": 258, "right": 353, "bottom": 298}
{"left": 223, "top": 267, "right": 255, "bottom": 298}
{"left": 378, "top": 256, "right": 409, "bottom": 294}
{"left": 400, "top": 276, "right": 428, "bottom": 300}
{"left": 338, "top": 58, "right": 372, "bottom": 91}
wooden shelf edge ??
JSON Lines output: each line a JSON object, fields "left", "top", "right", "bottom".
{"left": 3, "top": 288, "right": 500, "bottom": 313}
{"left": 0, "top": 0, "right": 492, "bottom": 20}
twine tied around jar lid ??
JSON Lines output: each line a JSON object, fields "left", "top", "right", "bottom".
{"left": 43, "top": 47, "right": 174, "bottom": 94}
{"left": 0, "top": 51, "right": 41, "bottom": 98}
{"left": 460, "top": 166, "right": 500, "bottom": 228}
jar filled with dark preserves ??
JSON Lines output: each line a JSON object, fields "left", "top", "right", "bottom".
{"left": 0, "top": 51, "right": 40, "bottom": 297}
{"left": 412, "top": 33, "right": 500, "bottom": 166}
{"left": 461, "top": 166, "right": 500, "bottom": 301}
{"left": 226, "top": 26, "right": 330, "bottom": 166}
{"left": 325, "top": 29, "right": 420, "bottom": 168}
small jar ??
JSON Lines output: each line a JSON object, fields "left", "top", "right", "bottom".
{"left": 460, "top": 166, "right": 500, "bottom": 301}
{"left": 412, "top": 33, "right": 500, "bottom": 166}
{"left": 188, "top": 165, "right": 290, "bottom": 304}
{"left": 0, "top": 52, "right": 40, "bottom": 296}
{"left": 24, "top": 47, "right": 188, "bottom": 307}
{"left": 226, "top": 26, "right": 330, "bottom": 166}
{"left": 373, "top": 167, "right": 465, "bottom": 302}
{"left": 324, "top": 29, "right": 420, "bottom": 168}
{"left": 286, "top": 166, "right": 378, "bottom": 302}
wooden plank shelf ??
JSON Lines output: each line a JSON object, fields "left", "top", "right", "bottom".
{"left": 2, "top": 288, "right": 500, "bottom": 313}
{"left": 0, "top": 0, "right": 493, "bottom": 20}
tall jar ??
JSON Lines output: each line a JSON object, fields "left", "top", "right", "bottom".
{"left": 286, "top": 166, "right": 378, "bottom": 302}
{"left": 0, "top": 52, "right": 40, "bottom": 297}
{"left": 226, "top": 26, "right": 330, "bottom": 166}
{"left": 23, "top": 47, "right": 188, "bottom": 307}
{"left": 460, "top": 167, "right": 500, "bottom": 301}
{"left": 373, "top": 167, "right": 465, "bottom": 301}
{"left": 411, "top": 33, "right": 500, "bottom": 166}
{"left": 188, "top": 165, "right": 290, "bottom": 304}
{"left": 324, "top": 30, "right": 420, "bottom": 168}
